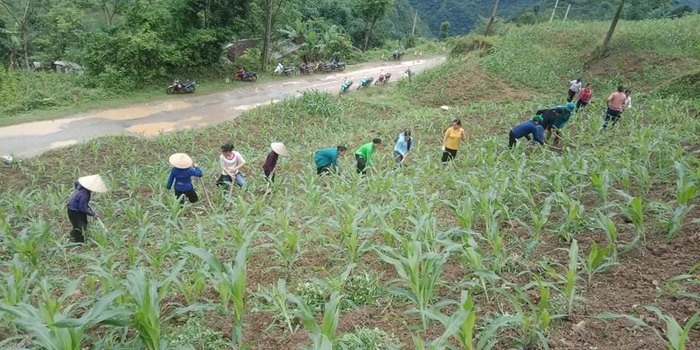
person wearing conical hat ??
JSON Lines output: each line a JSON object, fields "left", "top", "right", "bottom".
{"left": 262, "top": 142, "right": 288, "bottom": 182}
{"left": 216, "top": 143, "right": 247, "bottom": 192}
{"left": 66, "top": 174, "right": 108, "bottom": 243}
{"left": 166, "top": 153, "right": 203, "bottom": 204}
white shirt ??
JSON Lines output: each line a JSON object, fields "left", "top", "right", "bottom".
{"left": 624, "top": 96, "right": 632, "bottom": 109}
{"left": 569, "top": 80, "right": 582, "bottom": 92}
{"left": 220, "top": 152, "right": 245, "bottom": 175}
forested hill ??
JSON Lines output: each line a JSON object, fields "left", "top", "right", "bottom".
{"left": 410, "top": 0, "right": 699, "bottom": 36}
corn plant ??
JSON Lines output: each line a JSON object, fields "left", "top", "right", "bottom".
{"left": 442, "top": 198, "right": 475, "bottom": 231}
{"left": 623, "top": 196, "right": 646, "bottom": 247}
{"left": 428, "top": 291, "right": 485, "bottom": 350}
{"left": 544, "top": 240, "right": 581, "bottom": 316}
{"left": 289, "top": 291, "right": 343, "bottom": 350}
{"left": 596, "top": 212, "right": 619, "bottom": 262}
{"left": 597, "top": 307, "right": 700, "bottom": 350}
{"left": 125, "top": 267, "right": 166, "bottom": 350}
{"left": 582, "top": 240, "right": 616, "bottom": 284}
{"left": 0, "top": 256, "right": 38, "bottom": 308}
{"left": 462, "top": 238, "right": 500, "bottom": 302}
{"left": 327, "top": 206, "right": 372, "bottom": 263}
{"left": 183, "top": 240, "right": 250, "bottom": 346}
{"left": 264, "top": 205, "right": 303, "bottom": 274}
{"left": 4, "top": 221, "right": 52, "bottom": 267}
{"left": 674, "top": 161, "right": 698, "bottom": 206}
{"left": 253, "top": 278, "right": 297, "bottom": 333}
{"left": 556, "top": 193, "right": 584, "bottom": 242}
{"left": 517, "top": 195, "right": 553, "bottom": 255}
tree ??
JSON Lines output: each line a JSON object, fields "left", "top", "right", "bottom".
{"left": 601, "top": 0, "right": 669, "bottom": 55}
{"left": 260, "top": 0, "right": 290, "bottom": 70}
{"left": 355, "top": 0, "right": 394, "bottom": 51}
{"left": 0, "top": 0, "right": 36, "bottom": 70}
{"left": 439, "top": 21, "right": 449, "bottom": 40}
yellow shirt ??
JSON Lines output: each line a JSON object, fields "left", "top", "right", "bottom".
{"left": 444, "top": 127, "right": 465, "bottom": 150}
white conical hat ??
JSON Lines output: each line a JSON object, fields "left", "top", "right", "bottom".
{"left": 271, "top": 142, "right": 288, "bottom": 156}
{"left": 169, "top": 153, "right": 193, "bottom": 169}
{"left": 78, "top": 174, "right": 108, "bottom": 193}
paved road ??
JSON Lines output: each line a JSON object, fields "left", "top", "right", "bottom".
{"left": 0, "top": 57, "right": 445, "bottom": 158}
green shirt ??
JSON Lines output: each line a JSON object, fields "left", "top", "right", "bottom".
{"left": 355, "top": 142, "right": 375, "bottom": 166}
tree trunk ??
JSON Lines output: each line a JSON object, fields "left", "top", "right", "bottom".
{"left": 484, "top": 0, "right": 500, "bottom": 36}
{"left": 602, "top": 0, "right": 625, "bottom": 55}
{"left": 362, "top": 21, "right": 374, "bottom": 52}
{"left": 21, "top": 29, "right": 29, "bottom": 70}
{"left": 261, "top": 0, "right": 273, "bottom": 70}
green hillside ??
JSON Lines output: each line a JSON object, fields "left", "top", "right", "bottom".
{"left": 1, "top": 15, "right": 699, "bottom": 350}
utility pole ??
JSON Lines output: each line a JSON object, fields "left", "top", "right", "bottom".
{"left": 484, "top": 0, "right": 500, "bottom": 36}
{"left": 411, "top": 10, "right": 417, "bottom": 36}
{"left": 564, "top": 4, "right": 571, "bottom": 21}
{"left": 550, "top": 0, "right": 559, "bottom": 22}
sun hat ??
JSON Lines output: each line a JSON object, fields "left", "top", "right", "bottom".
{"left": 531, "top": 115, "right": 543, "bottom": 122}
{"left": 271, "top": 142, "right": 289, "bottom": 156}
{"left": 78, "top": 174, "right": 108, "bottom": 193}
{"left": 169, "top": 153, "right": 193, "bottom": 169}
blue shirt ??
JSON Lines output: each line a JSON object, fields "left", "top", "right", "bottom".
{"left": 166, "top": 167, "right": 203, "bottom": 192}
{"left": 394, "top": 133, "right": 413, "bottom": 156}
{"left": 511, "top": 121, "right": 545, "bottom": 145}
{"left": 67, "top": 181, "right": 94, "bottom": 215}
{"left": 314, "top": 148, "right": 339, "bottom": 169}
{"left": 552, "top": 105, "right": 573, "bottom": 128}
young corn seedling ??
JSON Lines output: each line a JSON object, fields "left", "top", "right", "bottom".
{"left": 289, "top": 291, "right": 343, "bottom": 350}
{"left": 253, "top": 278, "right": 297, "bottom": 333}
{"left": 428, "top": 291, "right": 483, "bottom": 350}
{"left": 328, "top": 206, "right": 371, "bottom": 264}
{"left": 462, "top": 240, "right": 500, "bottom": 302}
{"left": 5, "top": 221, "right": 51, "bottom": 268}
{"left": 596, "top": 212, "right": 619, "bottom": 262}
{"left": 556, "top": 193, "right": 584, "bottom": 243}
{"left": 590, "top": 169, "right": 612, "bottom": 203}
{"left": 623, "top": 196, "right": 646, "bottom": 247}
{"left": 544, "top": 240, "right": 581, "bottom": 316}
{"left": 442, "top": 197, "right": 475, "bottom": 232}
{"left": 674, "top": 161, "right": 698, "bottom": 206}
{"left": 0, "top": 256, "right": 38, "bottom": 308}
{"left": 517, "top": 195, "right": 554, "bottom": 255}
{"left": 264, "top": 205, "right": 303, "bottom": 275}
{"left": 597, "top": 307, "right": 700, "bottom": 350}
{"left": 583, "top": 240, "right": 617, "bottom": 284}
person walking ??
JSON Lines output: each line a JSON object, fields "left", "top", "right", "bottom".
{"left": 442, "top": 118, "right": 466, "bottom": 162}
{"left": 262, "top": 142, "right": 288, "bottom": 182}
{"left": 66, "top": 174, "right": 108, "bottom": 243}
{"left": 603, "top": 85, "right": 627, "bottom": 129}
{"left": 355, "top": 138, "right": 383, "bottom": 175}
{"left": 567, "top": 78, "right": 582, "bottom": 102}
{"left": 166, "top": 153, "right": 203, "bottom": 203}
{"left": 393, "top": 131, "right": 413, "bottom": 165}
{"left": 217, "top": 143, "right": 247, "bottom": 192}
{"left": 576, "top": 83, "right": 593, "bottom": 110}
{"left": 509, "top": 115, "right": 545, "bottom": 148}
{"left": 314, "top": 145, "right": 347, "bottom": 175}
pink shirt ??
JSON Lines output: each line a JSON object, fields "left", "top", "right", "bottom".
{"left": 608, "top": 92, "right": 626, "bottom": 111}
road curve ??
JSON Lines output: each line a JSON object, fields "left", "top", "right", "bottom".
{"left": 0, "top": 56, "right": 445, "bottom": 158}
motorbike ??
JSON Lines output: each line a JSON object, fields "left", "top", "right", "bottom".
{"left": 318, "top": 60, "right": 346, "bottom": 72}
{"left": 166, "top": 79, "right": 196, "bottom": 94}
{"left": 233, "top": 70, "right": 258, "bottom": 82}
{"left": 390, "top": 50, "right": 404, "bottom": 60}
{"left": 375, "top": 72, "right": 391, "bottom": 85}
{"left": 274, "top": 63, "right": 297, "bottom": 76}
{"left": 340, "top": 79, "right": 353, "bottom": 93}
{"left": 299, "top": 64, "right": 314, "bottom": 74}
{"left": 358, "top": 76, "right": 373, "bottom": 90}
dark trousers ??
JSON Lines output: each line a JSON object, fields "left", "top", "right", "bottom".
{"left": 576, "top": 100, "right": 588, "bottom": 110}
{"left": 174, "top": 189, "right": 198, "bottom": 204}
{"left": 508, "top": 131, "right": 517, "bottom": 148}
{"left": 356, "top": 155, "right": 367, "bottom": 174}
{"left": 264, "top": 171, "right": 276, "bottom": 182}
{"left": 67, "top": 208, "right": 87, "bottom": 243}
{"left": 394, "top": 151, "right": 404, "bottom": 164}
{"left": 567, "top": 89, "right": 576, "bottom": 102}
{"left": 317, "top": 165, "right": 332, "bottom": 175}
{"left": 603, "top": 108, "right": 621, "bottom": 128}
{"left": 441, "top": 148, "right": 457, "bottom": 162}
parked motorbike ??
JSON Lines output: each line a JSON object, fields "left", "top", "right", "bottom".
{"left": 274, "top": 63, "right": 297, "bottom": 75}
{"left": 166, "top": 79, "right": 196, "bottom": 94}
{"left": 299, "top": 63, "right": 314, "bottom": 74}
{"left": 340, "top": 78, "right": 353, "bottom": 93}
{"left": 233, "top": 69, "right": 258, "bottom": 82}
{"left": 375, "top": 72, "right": 391, "bottom": 85}
{"left": 318, "top": 60, "right": 346, "bottom": 72}
{"left": 390, "top": 50, "right": 404, "bottom": 60}
{"left": 358, "top": 76, "right": 373, "bottom": 90}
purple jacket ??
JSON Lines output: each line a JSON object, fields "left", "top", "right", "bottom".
{"left": 67, "top": 181, "right": 94, "bottom": 215}
{"left": 262, "top": 151, "right": 279, "bottom": 175}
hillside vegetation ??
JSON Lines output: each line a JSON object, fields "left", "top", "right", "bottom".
{"left": 1, "top": 16, "right": 699, "bottom": 349}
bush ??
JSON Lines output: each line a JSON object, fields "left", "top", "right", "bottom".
{"left": 337, "top": 327, "right": 399, "bottom": 350}
{"left": 449, "top": 34, "right": 499, "bottom": 57}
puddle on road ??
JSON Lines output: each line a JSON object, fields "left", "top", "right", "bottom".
{"left": 0, "top": 117, "right": 83, "bottom": 137}
{"left": 49, "top": 140, "right": 78, "bottom": 149}
{"left": 126, "top": 115, "right": 201, "bottom": 136}
{"left": 96, "top": 100, "right": 191, "bottom": 121}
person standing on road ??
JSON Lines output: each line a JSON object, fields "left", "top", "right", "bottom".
{"left": 262, "top": 142, "right": 288, "bottom": 183}
{"left": 509, "top": 115, "right": 545, "bottom": 148}
{"left": 167, "top": 153, "right": 203, "bottom": 203}
{"left": 217, "top": 143, "right": 247, "bottom": 192}
{"left": 603, "top": 85, "right": 627, "bottom": 129}
{"left": 567, "top": 78, "right": 582, "bottom": 102}
{"left": 442, "top": 118, "right": 466, "bottom": 162}
{"left": 356, "top": 138, "right": 383, "bottom": 174}
{"left": 393, "top": 131, "right": 413, "bottom": 165}
{"left": 576, "top": 83, "right": 593, "bottom": 110}
{"left": 314, "top": 145, "right": 347, "bottom": 175}
{"left": 67, "top": 174, "right": 108, "bottom": 243}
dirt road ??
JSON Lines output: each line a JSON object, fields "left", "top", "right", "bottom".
{"left": 0, "top": 57, "right": 445, "bottom": 158}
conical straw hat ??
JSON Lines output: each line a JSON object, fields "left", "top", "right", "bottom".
{"left": 78, "top": 174, "right": 108, "bottom": 193}
{"left": 169, "top": 153, "right": 193, "bottom": 169}
{"left": 271, "top": 142, "right": 288, "bottom": 156}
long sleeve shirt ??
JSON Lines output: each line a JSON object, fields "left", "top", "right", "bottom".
{"left": 67, "top": 181, "right": 95, "bottom": 215}
{"left": 551, "top": 106, "right": 573, "bottom": 129}
{"left": 314, "top": 148, "right": 339, "bottom": 169}
{"left": 511, "top": 121, "right": 545, "bottom": 145}
{"left": 166, "top": 167, "right": 203, "bottom": 192}
{"left": 262, "top": 151, "right": 279, "bottom": 175}
{"left": 355, "top": 142, "right": 376, "bottom": 166}
{"left": 394, "top": 133, "right": 413, "bottom": 156}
